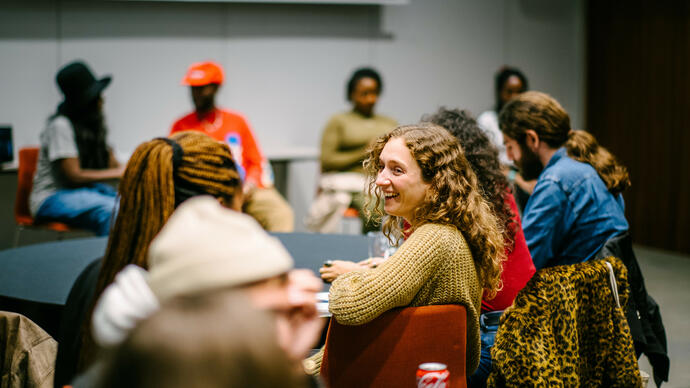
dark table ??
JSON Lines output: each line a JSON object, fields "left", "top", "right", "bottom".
{"left": 0, "top": 232, "right": 368, "bottom": 336}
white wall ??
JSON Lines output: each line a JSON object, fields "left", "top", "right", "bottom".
{"left": 0, "top": 0, "right": 585, "bottom": 231}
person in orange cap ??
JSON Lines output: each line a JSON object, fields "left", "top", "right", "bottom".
{"left": 170, "top": 61, "right": 294, "bottom": 232}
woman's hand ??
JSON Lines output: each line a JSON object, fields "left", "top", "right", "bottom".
{"left": 319, "top": 260, "right": 363, "bottom": 283}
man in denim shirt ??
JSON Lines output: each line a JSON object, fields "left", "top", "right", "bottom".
{"left": 499, "top": 91, "right": 630, "bottom": 269}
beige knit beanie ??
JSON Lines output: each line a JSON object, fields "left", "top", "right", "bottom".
{"left": 147, "top": 196, "right": 294, "bottom": 302}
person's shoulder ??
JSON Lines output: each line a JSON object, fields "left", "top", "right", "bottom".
{"left": 322, "top": 112, "right": 350, "bottom": 131}
{"left": 219, "top": 108, "right": 250, "bottom": 123}
{"left": 545, "top": 153, "right": 597, "bottom": 182}
{"left": 42, "top": 115, "right": 74, "bottom": 141}
{"left": 413, "top": 224, "right": 472, "bottom": 261}
{"left": 414, "top": 223, "right": 465, "bottom": 244}
{"left": 47, "top": 115, "right": 72, "bottom": 132}
{"left": 477, "top": 110, "right": 497, "bottom": 121}
{"left": 477, "top": 110, "right": 498, "bottom": 126}
{"left": 329, "top": 111, "right": 352, "bottom": 122}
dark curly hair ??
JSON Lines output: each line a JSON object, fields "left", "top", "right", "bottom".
{"left": 423, "top": 108, "right": 516, "bottom": 249}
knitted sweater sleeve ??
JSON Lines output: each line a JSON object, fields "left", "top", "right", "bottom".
{"left": 328, "top": 224, "right": 452, "bottom": 325}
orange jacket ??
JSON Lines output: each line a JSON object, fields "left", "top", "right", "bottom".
{"left": 170, "top": 108, "right": 271, "bottom": 188}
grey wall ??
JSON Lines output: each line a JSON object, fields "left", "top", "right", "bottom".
{"left": 0, "top": 0, "right": 584, "bottom": 237}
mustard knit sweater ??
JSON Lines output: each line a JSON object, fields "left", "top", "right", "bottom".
{"left": 305, "top": 223, "right": 482, "bottom": 375}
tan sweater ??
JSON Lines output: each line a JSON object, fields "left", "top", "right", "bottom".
{"left": 320, "top": 111, "right": 397, "bottom": 173}
{"left": 305, "top": 223, "right": 481, "bottom": 375}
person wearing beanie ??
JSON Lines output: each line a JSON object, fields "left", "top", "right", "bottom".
{"left": 91, "top": 196, "right": 323, "bottom": 364}
{"left": 170, "top": 61, "right": 295, "bottom": 232}
{"left": 30, "top": 60, "right": 124, "bottom": 236}
{"left": 54, "top": 132, "right": 245, "bottom": 388}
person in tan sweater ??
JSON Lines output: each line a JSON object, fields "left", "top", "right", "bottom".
{"left": 306, "top": 68, "right": 397, "bottom": 233}
{"left": 308, "top": 124, "right": 506, "bottom": 376}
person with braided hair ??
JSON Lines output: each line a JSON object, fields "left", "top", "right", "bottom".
{"left": 54, "top": 131, "right": 243, "bottom": 387}
{"left": 31, "top": 61, "right": 124, "bottom": 236}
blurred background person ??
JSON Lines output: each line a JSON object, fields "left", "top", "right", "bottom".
{"left": 95, "top": 291, "right": 309, "bottom": 388}
{"left": 477, "top": 66, "right": 528, "bottom": 165}
{"left": 55, "top": 132, "right": 243, "bottom": 387}
{"left": 89, "top": 197, "right": 323, "bottom": 383}
{"left": 170, "top": 61, "right": 294, "bottom": 232}
{"left": 30, "top": 61, "right": 124, "bottom": 236}
{"left": 477, "top": 66, "right": 534, "bottom": 210}
{"left": 310, "top": 124, "right": 506, "bottom": 376}
{"left": 306, "top": 67, "right": 396, "bottom": 233}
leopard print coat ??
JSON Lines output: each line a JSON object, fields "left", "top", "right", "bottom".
{"left": 488, "top": 257, "right": 642, "bottom": 387}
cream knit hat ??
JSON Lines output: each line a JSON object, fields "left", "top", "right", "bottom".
{"left": 147, "top": 196, "right": 294, "bottom": 302}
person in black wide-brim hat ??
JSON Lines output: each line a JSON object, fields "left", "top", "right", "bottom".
{"left": 28, "top": 60, "right": 124, "bottom": 236}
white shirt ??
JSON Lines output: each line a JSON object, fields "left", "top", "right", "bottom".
{"left": 477, "top": 110, "right": 511, "bottom": 166}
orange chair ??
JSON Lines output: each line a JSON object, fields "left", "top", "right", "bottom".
{"left": 14, "top": 147, "right": 77, "bottom": 246}
{"left": 321, "top": 304, "right": 467, "bottom": 388}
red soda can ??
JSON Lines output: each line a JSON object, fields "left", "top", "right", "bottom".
{"left": 416, "top": 362, "right": 450, "bottom": 388}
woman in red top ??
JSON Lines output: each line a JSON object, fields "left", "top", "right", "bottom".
{"left": 425, "top": 108, "right": 535, "bottom": 388}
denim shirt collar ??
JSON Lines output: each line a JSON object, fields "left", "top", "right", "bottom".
{"left": 543, "top": 147, "right": 567, "bottom": 172}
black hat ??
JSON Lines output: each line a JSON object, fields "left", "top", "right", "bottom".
{"left": 56, "top": 61, "right": 111, "bottom": 113}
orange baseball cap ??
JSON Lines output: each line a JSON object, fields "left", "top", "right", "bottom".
{"left": 181, "top": 61, "right": 224, "bottom": 86}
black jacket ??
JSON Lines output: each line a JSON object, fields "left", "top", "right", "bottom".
{"left": 594, "top": 232, "right": 669, "bottom": 387}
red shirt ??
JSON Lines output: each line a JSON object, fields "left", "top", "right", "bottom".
{"left": 481, "top": 192, "right": 536, "bottom": 312}
{"left": 170, "top": 108, "right": 271, "bottom": 188}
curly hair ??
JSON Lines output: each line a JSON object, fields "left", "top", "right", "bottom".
{"left": 423, "top": 108, "right": 517, "bottom": 249}
{"left": 363, "top": 124, "right": 506, "bottom": 295}
{"left": 500, "top": 91, "right": 630, "bottom": 194}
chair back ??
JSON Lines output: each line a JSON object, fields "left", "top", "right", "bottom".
{"left": 321, "top": 304, "right": 467, "bottom": 388}
{"left": 15, "top": 147, "right": 40, "bottom": 225}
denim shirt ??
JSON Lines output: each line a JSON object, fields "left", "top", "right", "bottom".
{"left": 523, "top": 148, "right": 629, "bottom": 269}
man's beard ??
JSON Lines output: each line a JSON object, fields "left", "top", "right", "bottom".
{"left": 517, "top": 143, "right": 544, "bottom": 181}
{"left": 194, "top": 95, "right": 214, "bottom": 113}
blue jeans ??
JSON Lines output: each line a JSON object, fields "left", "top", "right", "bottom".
{"left": 467, "top": 310, "right": 502, "bottom": 388}
{"left": 36, "top": 183, "right": 118, "bottom": 236}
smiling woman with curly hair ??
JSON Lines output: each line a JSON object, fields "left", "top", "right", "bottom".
{"left": 310, "top": 123, "right": 505, "bottom": 377}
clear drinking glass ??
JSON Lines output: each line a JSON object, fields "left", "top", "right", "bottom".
{"left": 367, "top": 231, "right": 394, "bottom": 259}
